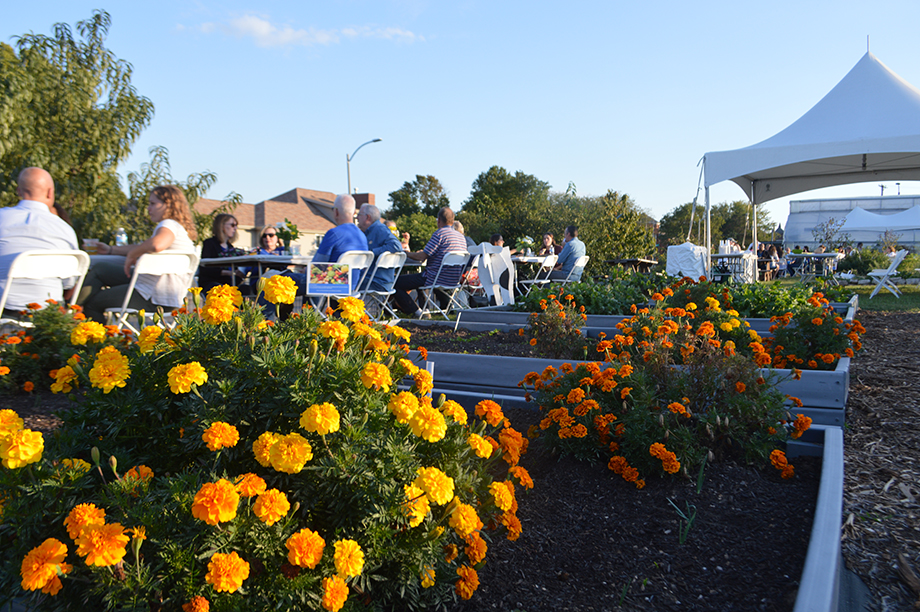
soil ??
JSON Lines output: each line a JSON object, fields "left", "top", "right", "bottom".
{"left": 6, "top": 312, "right": 919, "bottom": 611}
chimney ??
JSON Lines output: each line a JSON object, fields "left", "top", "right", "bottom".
{"left": 353, "top": 193, "right": 375, "bottom": 207}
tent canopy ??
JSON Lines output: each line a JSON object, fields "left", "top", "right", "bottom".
{"left": 841, "top": 204, "right": 920, "bottom": 232}
{"left": 704, "top": 52, "right": 920, "bottom": 204}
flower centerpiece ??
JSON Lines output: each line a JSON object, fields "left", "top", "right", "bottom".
{"left": 275, "top": 218, "right": 300, "bottom": 251}
{"left": 515, "top": 236, "right": 535, "bottom": 256}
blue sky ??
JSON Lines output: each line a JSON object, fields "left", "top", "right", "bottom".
{"left": 7, "top": 1, "right": 920, "bottom": 232}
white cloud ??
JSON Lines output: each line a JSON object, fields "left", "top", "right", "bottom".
{"left": 204, "top": 14, "right": 421, "bottom": 48}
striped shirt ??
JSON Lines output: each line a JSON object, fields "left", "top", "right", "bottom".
{"left": 423, "top": 227, "right": 468, "bottom": 286}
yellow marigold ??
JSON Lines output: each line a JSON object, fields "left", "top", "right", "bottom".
{"left": 321, "top": 575, "right": 349, "bottom": 612}
{"left": 20, "top": 538, "right": 72, "bottom": 595}
{"left": 455, "top": 565, "right": 479, "bottom": 600}
{"left": 300, "top": 403, "right": 340, "bottom": 435}
{"left": 388, "top": 391, "right": 419, "bottom": 424}
{"left": 253, "top": 488, "right": 290, "bottom": 526}
{"left": 420, "top": 565, "right": 436, "bottom": 588}
{"left": 413, "top": 466, "right": 455, "bottom": 505}
{"left": 286, "top": 528, "right": 325, "bottom": 568}
{"left": 336, "top": 297, "right": 365, "bottom": 322}
{"left": 137, "top": 326, "right": 163, "bottom": 353}
{"left": 205, "top": 551, "right": 250, "bottom": 593}
{"left": 191, "top": 479, "right": 240, "bottom": 525}
{"left": 234, "top": 473, "right": 267, "bottom": 497}
{"left": 64, "top": 503, "right": 106, "bottom": 540}
{"left": 409, "top": 404, "right": 447, "bottom": 442}
{"left": 489, "top": 481, "right": 514, "bottom": 512}
{"left": 207, "top": 284, "right": 244, "bottom": 307}
{"left": 70, "top": 321, "right": 106, "bottom": 345}
{"left": 252, "top": 432, "right": 281, "bottom": 467}
{"left": 475, "top": 400, "right": 504, "bottom": 427}
{"left": 440, "top": 399, "right": 467, "bottom": 425}
{"left": 719, "top": 322, "right": 733, "bottom": 332}
{"left": 269, "top": 432, "right": 313, "bottom": 474}
{"left": 333, "top": 539, "right": 364, "bottom": 578}
{"left": 509, "top": 466, "right": 534, "bottom": 489}
{"left": 263, "top": 275, "right": 296, "bottom": 304}
{"left": 0, "top": 409, "right": 23, "bottom": 439}
{"left": 361, "top": 362, "right": 392, "bottom": 392}
{"left": 403, "top": 484, "right": 429, "bottom": 527}
{"left": 88, "top": 346, "right": 130, "bottom": 393}
{"left": 468, "top": 433, "right": 493, "bottom": 458}
{"left": 167, "top": 362, "right": 208, "bottom": 394}
{"left": 201, "top": 295, "right": 236, "bottom": 324}
{"left": 75, "top": 523, "right": 129, "bottom": 566}
{"left": 0, "top": 428, "right": 43, "bottom": 469}
{"left": 400, "top": 358, "right": 420, "bottom": 375}
{"left": 50, "top": 365, "right": 78, "bottom": 394}
{"left": 448, "top": 502, "right": 479, "bottom": 537}
{"left": 318, "top": 321, "right": 349, "bottom": 349}
{"left": 202, "top": 422, "right": 239, "bottom": 451}
{"left": 60, "top": 458, "right": 91, "bottom": 477}
{"left": 412, "top": 369, "right": 433, "bottom": 395}
{"left": 181, "top": 596, "right": 210, "bottom": 612}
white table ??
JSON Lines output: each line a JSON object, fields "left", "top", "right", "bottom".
{"left": 199, "top": 254, "right": 312, "bottom": 286}
{"left": 710, "top": 252, "right": 757, "bottom": 284}
{"left": 787, "top": 252, "right": 843, "bottom": 284}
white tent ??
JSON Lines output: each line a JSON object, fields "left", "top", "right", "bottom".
{"left": 841, "top": 204, "right": 920, "bottom": 232}
{"left": 701, "top": 52, "right": 920, "bottom": 264}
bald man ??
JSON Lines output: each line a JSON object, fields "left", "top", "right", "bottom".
{"left": 0, "top": 168, "right": 79, "bottom": 314}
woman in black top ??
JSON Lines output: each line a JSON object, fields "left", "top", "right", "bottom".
{"left": 198, "top": 213, "right": 247, "bottom": 292}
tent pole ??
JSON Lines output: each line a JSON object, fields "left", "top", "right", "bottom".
{"left": 705, "top": 184, "right": 711, "bottom": 276}
{"left": 752, "top": 181, "right": 759, "bottom": 256}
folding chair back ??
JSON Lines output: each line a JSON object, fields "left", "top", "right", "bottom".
{"left": 868, "top": 249, "right": 908, "bottom": 299}
{"left": 557, "top": 255, "right": 589, "bottom": 286}
{"left": 0, "top": 250, "right": 91, "bottom": 320}
{"left": 107, "top": 251, "right": 200, "bottom": 331}
{"left": 360, "top": 251, "right": 407, "bottom": 321}
{"left": 421, "top": 251, "right": 470, "bottom": 317}
{"left": 519, "top": 254, "right": 558, "bottom": 296}
{"left": 336, "top": 250, "right": 375, "bottom": 294}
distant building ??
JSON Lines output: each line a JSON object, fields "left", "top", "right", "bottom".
{"left": 195, "top": 189, "right": 376, "bottom": 254}
{"left": 784, "top": 195, "right": 920, "bottom": 249}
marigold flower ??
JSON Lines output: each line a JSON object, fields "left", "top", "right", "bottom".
{"left": 88, "top": 346, "right": 130, "bottom": 393}
{"left": 414, "top": 466, "right": 455, "bottom": 505}
{"left": 20, "top": 538, "right": 72, "bottom": 595}
{"left": 269, "top": 432, "right": 313, "bottom": 474}
{"left": 388, "top": 392, "right": 419, "bottom": 424}
{"left": 202, "top": 422, "right": 239, "bottom": 451}
{"left": 811, "top": 317, "right": 823, "bottom": 326}
{"left": 0, "top": 428, "right": 43, "bottom": 469}
{"left": 234, "top": 473, "right": 267, "bottom": 497}
{"left": 620, "top": 387, "right": 632, "bottom": 399}
{"left": 333, "top": 539, "right": 364, "bottom": 578}
{"left": 300, "top": 403, "right": 341, "bottom": 435}
{"left": 318, "top": 321, "right": 350, "bottom": 349}
{"left": 335, "top": 296, "right": 365, "bottom": 322}
{"left": 253, "top": 489, "right": 290, "bottom": 525}
{"left": 70, "top": 321, "right": 106, "bottom": 345}
{"left": 412, "top": 368, "right": 433, "bottom": 395}
{"left": 261, "top": 275, "right": 296, "bottom": 304}
{"left": 191, "top": 479, "right": 240, "bottom": 525}
{"left": 286, "top": 528, "right": 325, "bottom": 568}
{"left": 440, "top": 399, "right": 467, "bottom": 425}
{"left": 444, "top": 543, "right": 459, "bottom": 563}
{"left": 75, "top": 522, "right": 129, "bottom": 566}
{"left": 735, "top": 382, "right": 746, "bottom": 393}
{"left": 201, "top": 295, "right": 236, "bottom": 324}
{"left": 399, "top": 483, "right": 430, "bottom": 527}
{"left": 455, "top": 565, "right": 480, "bottom": 599}
{"left": 252, "top": 431, "right": 281, "bottom": 467}
{"left": 50, "top": 365, "right": 78, "bottom": 394}
{"left": 137, "top": 326, "right": 163, "bottom": 353}
{"left": 361, "top": 362, "right": 393, "bottom": 392}
{"left": 205, "top": 551, "right": 250, "bottom": 593}
{"left": 468, "top": 433, "right": 493, "bottom": 458}
{"left": 207, "top": 284, "right": 244, "bottom": 307}
{"left": 509, "top": 466, "right": 534, "bottom": 489}
{"left": 781, "top": 464, "right": 795, "bottom": 479}
{"left": 125, "top": 464, "right": 153, "bottom": 483}
{"left": 465, "top": 531, "right": 488, "bottom": 564}
{"left": 502, "top": 512, "right": 522, "bottom": 541}
{"left": 475, "top": 400, "right": 504, "bottom": 427}
{"left": 60, "top": 458, "right": 92, "bottom": 477}
{"left": 409, "top": 404, "right": 447, "bottom": 442}
{"left": 421, "top": 565, "right": 436, "bottom": 588}
{"left": 499, "top": 427, "right": 526, "bottom": 466}
{"left": 22, "top": 380, "right": 34, "bottom": 392}
{"left": 64, "top": 503, "right": 106, "bottom": 540}
{"left": 321, "top": 575, "right": 349, "bottom": 612}
{"left": 489, "top": 481, "right": 514, "bottom": 512}
{"left": 181, "top": 596, "right": 210, "bottom": 612}
{"left": 449, "top": 501, "right": 479, "bottom": 537}
{"left": 167, "top": 362, "right": 207, "bottom": 394}
{"left": 0, "top": 409, "right": 23, "bottom": 439}
{"left": 770, "top": 449, "right": 788, "bottom": 469}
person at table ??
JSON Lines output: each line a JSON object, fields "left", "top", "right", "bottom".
{"left": 538, "top": 233, "right": 562, "bottom": 256}
{"left": 312, "top": 194, "right": 368, "bottom": 289}
{"left": 395, "top": 207, "right": 467, "bottom": 317}
{"left": 549, "top": 225, "right": 587, "bottom": 281}
{"left": 490, "top": 234, "right": 517, "bottom": 255}
{"left": 0, "top": 167, "right": 79, "bottom": 315}
{"left": 243, "top": 224, "right": 287, "bottom": 291}
{"left": 79, "top": 185, "right": 197, "bottom": 323}
{"left": 453, "top": 221, "right": 477, "bottom": 251}
{"left": 357, "top": 203, "right": 403, "bottom": 292}
{"left": 198, "top": 213, "right": 247, "bottom": 292}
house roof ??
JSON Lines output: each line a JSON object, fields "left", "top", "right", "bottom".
{"left": 192, "top": 188, "right": 338, "bottom": 233}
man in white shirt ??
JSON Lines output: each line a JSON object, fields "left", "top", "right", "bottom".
{"left": 0, "top": 168, "right": 79, "bottom": 314}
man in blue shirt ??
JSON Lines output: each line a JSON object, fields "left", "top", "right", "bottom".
{"left": 549, "top": 225, "right": 587, "bottom": 281}
{"left": 356, "top": 203, "right": 403, "bottom": 292}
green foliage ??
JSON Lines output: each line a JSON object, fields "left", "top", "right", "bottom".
{"left": 516, "top": 275, "right": 655, "bottom": 316}
{"left": 766, "top": 295, "right": 864, "bottom": 370}
{"left": 460, "top": 166, "right": 553, "bottom": 245}
{"left": 387, "top": 175, "right": 450, "bottom": 218}
{"left": 658, "top": 200, "right": 774, "bottom": 247}
{"left": 837, "top": 249, "right": 890, "bottom": 275}
{"left": 388, "top": 212, "right": 438, "bottom": 252}
{"left": 710, "top": 282, "right": 817, "bottom": 318}
{"left": 0, "top": 299, "right": 529, "bottom": 610}
{"left": 526, "top": 294, "right": 588, "bottom": 359}
{"left": 0, "top": 11, "right": 153, "bottom": 242}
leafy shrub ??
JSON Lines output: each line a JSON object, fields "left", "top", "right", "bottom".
{"left": 765, "top": 293, "right": 865, "bottom": 371}
{"left": 515, "top": 274, "right": 656, "bottom": 315}
{"left": 0, "top": 293, "right": 530, "bottom": 611}
{"left": 525, "top": 293, "right": 588, "bottom": 359}
{"left": 837, "top": 249, "right": 890, "bottom": 276}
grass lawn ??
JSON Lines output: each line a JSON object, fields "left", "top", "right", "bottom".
{"left": 841, "top": 283, "right": 920, "bottom": 312}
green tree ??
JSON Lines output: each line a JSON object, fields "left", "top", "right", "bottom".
{"left": 0, "top": 11, "right": 154, "bottom": 241}
{"left": 658, "top": 200, "right": 774, "bottom": 249}
{"left": 658, "top": 202, "right": 721, "bottom": 246}
{"left": 461, "top": 165, "right": 552, "bottom": 244}
{"left": 387, "top": 174, "right": 450, "bottom": 218}
{"left": 388, "top": 212, "right": 437, "bottom": 252}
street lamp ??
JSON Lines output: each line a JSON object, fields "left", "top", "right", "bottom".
{"left": 346, "top": 138, "right": 382, "bottom": 195}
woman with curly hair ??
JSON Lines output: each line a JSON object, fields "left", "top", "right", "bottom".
{"left": 78, "top": 185, "right": 198, "bottom": 322}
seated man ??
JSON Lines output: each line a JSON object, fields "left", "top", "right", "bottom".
{"left": 357, "top": 203, "right": 403, "bottom": 292}
{"left": 0, "top": 167, "right": 79, "bottom": 315}
{"left": 394, "top": 207, "right": 467, "bottom": 317}
{"left": 549, "top": 225, "right": 586, "bottom": 281}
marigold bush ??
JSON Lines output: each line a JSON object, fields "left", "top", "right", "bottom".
{"left": 0, "top": 294, "right": 528, "bottom": 611}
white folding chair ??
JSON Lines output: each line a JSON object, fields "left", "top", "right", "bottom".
{"left": 553, "top": 255, "right": 590, "bottom": 287}
{"left": 0, "top": 250, "right": 91, "bottom": 326}
{"left": 868, "top": 249, "right": 908, "bottom": 299}
{"left": 105, "top": 251, "right": 200, "bottom": 332}
{"left": 360, "top": 251, "right": 407, "bottom": 321}
{"left": 305, "top": 250, "right": 374, "bottom": 317}
{"left": 420, "top": 251, "right": 469, "bottom": 318}
{"left": 518, "top": 254, "right": 558, "bottom": 296}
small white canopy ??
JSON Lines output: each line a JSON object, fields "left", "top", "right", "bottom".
{"left": 841, "top": 204, "right": 920, "bottom": 232}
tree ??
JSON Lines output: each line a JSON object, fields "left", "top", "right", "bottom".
{"left": 461, "top": 166, "right": 552, "bottom": 244}
{"left": 658, "top": 200, "right": 774, "bottom": 249}
{"left": 387, "top": 212, "right": 437, "bottom": 252}
{"left": 811, "top": 217, "right": 852, "bottom": 250}
{"left": 387, "top": 175, "right": 450, "bottom": 218}
{"left": 658, "top": 202, "right": 720, "bottom": 246}
{"left": 0, "top": 11, "right": 154, "bottom": 241}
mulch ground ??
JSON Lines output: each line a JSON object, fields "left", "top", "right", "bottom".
{"left": 6, "top": 311, "right": 919, "bottom": 611}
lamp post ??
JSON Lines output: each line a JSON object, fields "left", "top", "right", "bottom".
{"left": 346, "top": 138, "right": 382, "bottom": 195}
